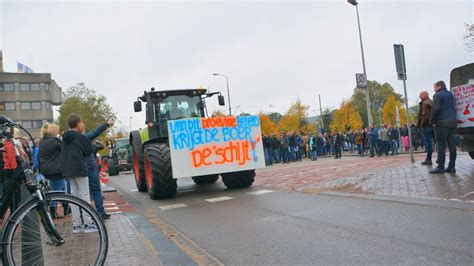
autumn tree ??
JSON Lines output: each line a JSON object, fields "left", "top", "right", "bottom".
{"left": 382, "top": 95, "right": 409, "bottom": 126}
{"left": 259, "top": 113, "right": 278, "bottom": 135}
{"left": 330, "top": 100, "right": 363, "bottom": 132}
{"left": 351, "top": 80, "right": 403, "bottom": 127}
{"left": 58, "top": 83, "right": 115, "bottom": 132}
{"left": 277, "top": 98, "right": 310, "bottom": 134}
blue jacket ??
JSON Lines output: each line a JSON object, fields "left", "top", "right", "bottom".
{"left": 84, "top": 123, "right": 109, "bottom": 169}
{"left": 368, "top": 128, "right": 379, "bottom": 141}
{"left": 430, "top": 88, "right": 457, "bottom": 128}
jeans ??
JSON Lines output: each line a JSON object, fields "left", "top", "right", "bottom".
{"left": 88, "top": 166, "right": 105, "bottom": 216}
{"left": 357, "top": 143, "right": 364, "bottom": 156}
{"left": 434, "top": 126, "right": 457, "bottom": 169}
{"left": 68, "top": 176, "right": 93, "bottom": 227}
{"left": 290, "top": 146, "right": 298, "bottom": 161}
{"left": 309, "top": 149, "right": 318, "bottom": 160}
{"left": 264, "top": 148, "right": 273, "bottom": 166}
{"left": 48, "top": 178, "right": 66, "bottom": 207}
{"left": 272, "top": 148, "right": 280, "bottom": 163}
{"left": 422, "top": 127, "right": 434, "bottom": 162}
{"left": 390, "top": 139, "right": 399, "bottom": 155}
{"left": 369, "top": 139, "right": 379, "bottom": 156}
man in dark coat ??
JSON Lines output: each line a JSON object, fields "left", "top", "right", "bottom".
{"left": 429, "top": 81, "right": 457, "bottom": 174}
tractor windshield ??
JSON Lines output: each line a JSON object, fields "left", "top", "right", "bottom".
{"left": 115, "top": 138, "right": 129, "bottom": 149}
{"left": 155, "top": 95, "right": 203, "bottom": 121}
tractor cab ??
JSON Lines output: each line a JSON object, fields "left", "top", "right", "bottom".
{"left": 133, "top": 88, "right": 225, "bottom": 139}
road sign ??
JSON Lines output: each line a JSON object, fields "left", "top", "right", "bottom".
{"left": 394, "top": 44, "right": 407, "bottom": 80}
{"left": 356, "top": 73, "right": 367, "bottom": 88}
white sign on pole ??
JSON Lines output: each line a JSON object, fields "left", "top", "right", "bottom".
{"left": 452, "top": 84, "right": 474, "bottom": 128}
{"left": 167, "top": 116, "right": 265, "bottom": 178}
{"left": 395, "top": 106, "right": 401, "bottom": 128}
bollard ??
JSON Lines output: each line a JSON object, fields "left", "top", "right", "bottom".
{"left": 21, "top": 185, "right": 44, "bottom": 265}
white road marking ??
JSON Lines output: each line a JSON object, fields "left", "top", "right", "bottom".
{"left": 205, "top": 196, "right": 234, "bottom": 203}
{"left": 103, "top": 202, "right": 117, "bottom": 206}
{"left": 104, "top": 201, "right": 115, "bottom": 204}
{"left": 105, "top": 206, "right": 120, "bottom": 210}
{"left": 108, "top": 211, "right": 123, "bottom": 214}
{"left": 247, "top": 190, "right": 274, "bottom": 195}
{"left": 159, "top": 203, "right": 188, "bottom": 210}
{"left": 130, "top": 189, "right": 138, "bottom": 192}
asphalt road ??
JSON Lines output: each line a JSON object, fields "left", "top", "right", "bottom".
{"left": 110, "top": 171, "right": 474, "bottom": 265}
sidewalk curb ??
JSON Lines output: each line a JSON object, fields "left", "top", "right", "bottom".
{"left": 314, "top": 191, "right": 474, "bottom": 211}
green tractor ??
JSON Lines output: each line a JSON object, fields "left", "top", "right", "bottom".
{"left": 102, "top": 138, "right": 133, "bottom": 176}
{"left": 129, "top": 88, "right": 256, "bottom": 199}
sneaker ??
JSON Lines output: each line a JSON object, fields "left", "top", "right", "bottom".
{"left": 84, "top": 224, "right": 99, "bottom": 233}
{"left": 73, "top": 226, "right": 83, "bottom": 234}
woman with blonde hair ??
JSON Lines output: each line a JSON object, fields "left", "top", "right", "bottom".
{"left": 38, "top": 122, "right": 68, "bottom": 218}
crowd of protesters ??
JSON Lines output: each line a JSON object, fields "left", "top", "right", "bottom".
{"left": 262, "top": 80, "right": 458, "bottom": 175}
{"left": 262, "top": 123, "right": 432, "bottom": 165}
{"left": 1, "top": 113, "right": 114, "bottom": 234}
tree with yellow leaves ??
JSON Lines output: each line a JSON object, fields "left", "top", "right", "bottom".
{"left": 259, "top": 112, "right": 278, "bottom": 135}
{"left": 382, "top": 95, "right": 408, "bottom": 126}
{"left": 277, "top": 98, "right": 310, "bottom": 134}
{"left": 330, "top": 100, "right": 363, "bottom": 132}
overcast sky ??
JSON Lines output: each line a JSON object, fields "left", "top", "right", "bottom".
{"left": 1, "top": 0, "right": 472, "bottom": 130}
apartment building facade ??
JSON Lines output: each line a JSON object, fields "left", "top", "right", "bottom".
{"left": 0, "top": 72, "right": 62, "bottom": 138}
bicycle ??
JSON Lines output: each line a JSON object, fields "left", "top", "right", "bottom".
{"left": 0, "top": 115, "right": 108, "bottom": 265}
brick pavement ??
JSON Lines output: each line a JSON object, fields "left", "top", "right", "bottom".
{"left": 104, "top": 214, "right": 161, "bottom": 265}
{"left": 256, "top": 152, "right": 474, "bottom": 203}
{"left": 102, "top": 192, "right": 162, "bottom": 265}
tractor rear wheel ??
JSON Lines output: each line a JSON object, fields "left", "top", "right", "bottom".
{"left": 107, "top": 158, "right": 119, "bottom": 176}
{"left": 144, "top": 143, "right": 177, "bottom": 199}
{"left": 132, "top": 148, "right": 147, "bottom": 192}
{"left": 221, "top": 170, "right": 255, "bottom": 189}
{"left": 192, "top": 174, "right": 219, "bottom": 185}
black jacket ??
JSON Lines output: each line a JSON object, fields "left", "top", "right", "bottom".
{"left": 430, "top": 88, "right": 457, "bottom": 128}
{"left": 61, "top": 130, "right": 94, "bottom": 178}
{"left": 39, "top": 137, "right": 62, "bottom": 178}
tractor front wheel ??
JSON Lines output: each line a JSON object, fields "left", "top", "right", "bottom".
{"left": 144, "top": 143, "right": 177, "bottom": 199}
{"left": 221, "top": 170, "right": 255, "bottom": 189}
{"left": 192, "top": 174, "right": 219, "bottom": 185}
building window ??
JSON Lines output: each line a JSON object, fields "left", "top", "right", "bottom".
{"left": 20, "top": 120, "right": 43, "bottom": 129}
{"left": 4, "top": 83, "right": 14, "bottom": 91}
{"left": 20, "top": 83, "right": 30, "bottom": 91}
{"left": 0, "top": 102, "right": 16, "bottom": 111}
{"left": 45, "top": 83, "right": 50, "bottom": 91}
{"left": 44, "top": 101, "right": 51, "bottom": 110}
{"left": 21, "top": 102, "right": 31, "bottom": 110}
{"left": 0, "top": 83, "right": 3, "bottom": 91}
{"left": 21, "top": 101, "right": 42, "bottom": 110}
{"left": 32, "top": 120, "right": 43, "bottom": 128}
{"left": 31, "top": 102, "right": 42, "bottom": 110}
{"left": 30, "top": 83, "right": 40, "bottom": 91}
{"left": 22, "top": 121, "right": 33, "bottom": 129}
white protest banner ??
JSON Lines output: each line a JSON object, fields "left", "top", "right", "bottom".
{"left": 167, "top": 115, "right": 265, "bottom": 178}
{"left": 452, "top": 84, "right": 474, "bottom": 128}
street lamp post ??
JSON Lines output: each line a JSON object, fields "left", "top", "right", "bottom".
{"left": 129, "top": 116, "right": 133, "bottom": 132}
{"left": 348, "top": 0, "right": 372, "bottom": 126}
{"left": 212, "top": 73, "right": 232, "bottom": 116}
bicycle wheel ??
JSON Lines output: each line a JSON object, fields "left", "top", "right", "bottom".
{"left": 2, "top": 193, "right": 108, "bottom": 265}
